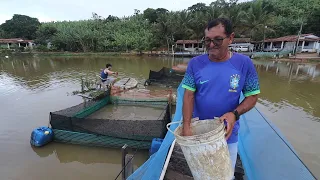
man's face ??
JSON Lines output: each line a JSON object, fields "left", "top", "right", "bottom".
{"left": 204, "top": 24, "right": 234, "bottom": 59}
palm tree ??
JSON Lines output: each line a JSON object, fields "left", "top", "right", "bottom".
{"left": 218, "top": 5, "right": 247, "bottom": 36}
{"left": 186, "top": 11, "right": 208, "bottom": 40}
{"left": 175, "top": 10, "right": 192, "bottom": 40}
{"left": 154, "top": 12, "right": 178, "bottom": 53}
{"left": 242, "top": 0, "right": 275, "bottom": 40}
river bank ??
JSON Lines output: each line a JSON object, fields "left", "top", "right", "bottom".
{"left": 1, "top": 51, "right": 319, "bottom": 63}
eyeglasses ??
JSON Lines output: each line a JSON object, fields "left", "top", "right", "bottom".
{"left": 203, "top": 36, "right": 229, "bottom": 46}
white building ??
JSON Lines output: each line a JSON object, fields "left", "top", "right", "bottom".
{"left": 229, "top": 38, "right": 254, "bottom": 52}
{"left": 175, "top": 40, "right": 205, "bottom": 52}
{"left": 264, "top": 34, "right": 320, "bottom": 53}
{"left": 0, "top": 38, "right": 34, "bottom": 49}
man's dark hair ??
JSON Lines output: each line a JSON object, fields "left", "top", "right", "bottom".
{"left": 106, "top": 63, "right": 112, "bottom": 68}
{"left": 206, "top": 18, "right": 233, "bottom": 36}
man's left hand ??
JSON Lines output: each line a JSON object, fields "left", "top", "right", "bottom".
{"left": 219, "top": 112, "right": 236, "bottom": 140}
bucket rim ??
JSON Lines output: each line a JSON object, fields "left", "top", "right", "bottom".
{"left": 169, "top": 118, "right": 225, "bottom": 142}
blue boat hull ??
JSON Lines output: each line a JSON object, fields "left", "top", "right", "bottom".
{"left": 128, "top": 83, "right": 316, "bottom": 180}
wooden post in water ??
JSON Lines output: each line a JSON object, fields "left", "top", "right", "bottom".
{"left": 125, "top": 154, "right": 134, "bottom": 178}
{"left": 121, "top": 144, "right": 134, "bottom": 180}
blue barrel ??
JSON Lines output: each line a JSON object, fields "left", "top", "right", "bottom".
{"left": 30, "top": 126, "right": 53, "bottom": 147}
{"left": 149, "top": 138, "right": 163, "bottom": 155}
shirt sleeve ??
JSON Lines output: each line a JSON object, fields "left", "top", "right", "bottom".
{"left": 182, "top": 60, "right": 196, "bottom": 92}
{"left": 242, "top": 59, "right": 260, "bottom": 97}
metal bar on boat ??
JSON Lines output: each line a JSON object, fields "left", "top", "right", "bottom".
{"left": 122, "top": 144, "right": 128, "bottom": 180}
{"left": 159, "top": 139, "right": 176, "bottom": 180}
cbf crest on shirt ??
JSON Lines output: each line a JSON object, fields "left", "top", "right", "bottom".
{"left": 229, "top": 74, "right": 240, "bottom": 93}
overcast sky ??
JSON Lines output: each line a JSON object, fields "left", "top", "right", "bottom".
{"left": 0, "top": 0, "right": 247, "bottom": 24}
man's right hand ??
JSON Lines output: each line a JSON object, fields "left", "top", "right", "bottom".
{"left": 182, "top": 125, "right": 192, "bottom": 136}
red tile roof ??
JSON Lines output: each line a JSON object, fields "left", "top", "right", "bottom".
{"left": 176, "top": 38, "right": 252, "bottom": 44}
{"left": 264, "top": 34, "right": 318, "bottom": 42}
{"left": 176, "top": 40, "right": 201, "bottom": 44}
{"left": 0, "top": 38, "right": 34, "bottom": 44}
{"left": 304, "top": 38, "right": 320, "bottom": 42}
{"left": 233, "top": 38, "right": 251, "bottom": 43}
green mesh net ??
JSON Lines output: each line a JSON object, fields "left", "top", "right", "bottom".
{"left": 50, "top": 90, "right": 172, "bottom": 149}
{"left": 144, "top": 67, "right": 184, "bottom": 88}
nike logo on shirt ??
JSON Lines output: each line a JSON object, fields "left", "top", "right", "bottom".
{"left": 199, "top": 80, "right": 209, "bottom": 84}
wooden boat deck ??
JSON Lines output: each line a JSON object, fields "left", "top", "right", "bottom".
{"left": 164, "top": 143, "right": 246, "bottom": 180}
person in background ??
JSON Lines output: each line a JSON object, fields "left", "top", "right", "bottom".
{"left": 100, "top": 63, "right": 118, "bottom": 85}
{"left": 181, "top": 18, "right": 260, "bottom": 177}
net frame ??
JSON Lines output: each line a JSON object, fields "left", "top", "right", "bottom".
{"left": 49, "top": 94, "right": 172, "bottom": 142}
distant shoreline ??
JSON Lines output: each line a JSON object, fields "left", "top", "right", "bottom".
{"left": 0, "top": 51, "right": 171, "bottom": 57}
{"left": 1, "top": 51, "right": 319, "bottom": 62}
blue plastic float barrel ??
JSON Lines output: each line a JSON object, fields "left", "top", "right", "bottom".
{"left": 149, "top": 138, "right": 163, "bottom": 155}
{"left": 30, "top": 126, "right": 53, "bottom": 147}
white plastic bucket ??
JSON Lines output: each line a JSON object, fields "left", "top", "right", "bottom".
{"left": 166, "top": 118, "right": 233, "bottom": 180}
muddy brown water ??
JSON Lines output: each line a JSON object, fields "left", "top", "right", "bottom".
{"left": 0, "top": 55, "right": 319, "bottom": 179}
{"left": 87, "top": 104, "right": 166, "bottom": 120}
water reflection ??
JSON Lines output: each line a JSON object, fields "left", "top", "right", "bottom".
{"left": 0, "top": 55, "right": 186, "bottom": 92}
{"left": 253, "top": 60, "right": 320, "bottom": 82}
{"left": 253, "top": 60, "right": 320, "bottom": 120}
{"left": 31, "top": 143, "right": 148, "bottom": 165}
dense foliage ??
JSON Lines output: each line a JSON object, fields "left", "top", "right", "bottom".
{"left": 0, "top": 14, "right": 40, "bottom": 40}
{"left": 0, "top": 0, "right": 319, "bottom": 52}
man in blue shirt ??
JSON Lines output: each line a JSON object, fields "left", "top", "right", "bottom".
{"left": 100, "top": 63, "right": 118, "bottom": 82}
{"left": 99, "top": 63, "right": 118, "bottom": 89}
{"left": 182, "top": 18, "right": 260, "bottom": 175}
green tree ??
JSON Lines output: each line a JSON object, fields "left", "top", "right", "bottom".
{"left": 26, "top": 0, "right": 320, "bottom": 52}
{"left": 152, "top": 12, "right": 180, "bottom": 52}
{"left": 105, "top": 15, "right": 120, "bottom": 22}
{"left": 187, "top": 3, "right": 209, "bottom": 13}
{"left": 0, "top": 28, "right": 8, "bottom": 38}
{"left": 242, "top": 0, "right": 275, "bottom": 40}
{"left": 35, "top": 25, "right": 58, "bottom": 45}
{"left": 215, "top": 0, "right": 246, "bottom": 36}
{"left": 186, "top": 11, "right": 208, "bottom": 40}
{"left": 271, "top": 0, "right": 320, "bottom": 36}
{"left": 304, "top": 10, "right": 320, "bottom": 36}
{"left": 0, "top": 14, "right": 40, "bottom": 39}
{"left": 143, "top": 8, "right": 169, "bottom": 23}
{"left": 144, "top": 8, "right": 158, "bottom": 23}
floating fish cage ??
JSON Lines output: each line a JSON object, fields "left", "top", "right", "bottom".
{"left": 46, "top": 92, "right": 172, "bottom": 149}
{"left": 144, "top": 67, "right": 185, "bottom": 88}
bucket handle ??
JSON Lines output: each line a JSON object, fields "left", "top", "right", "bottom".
{"left": 166, "top": 120, "right": 213, "bottom": 140}
{"left": 166, "top": 117, "right": 201, "bottom": 134}
{"left": 166, "top": 121, "right": 182, "bottom": 136}
{"left": 166, "top": 121, "right": 193, "bottom": 141}
{"left": 166, "top": 117, "right": 225, "bottom": 140}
